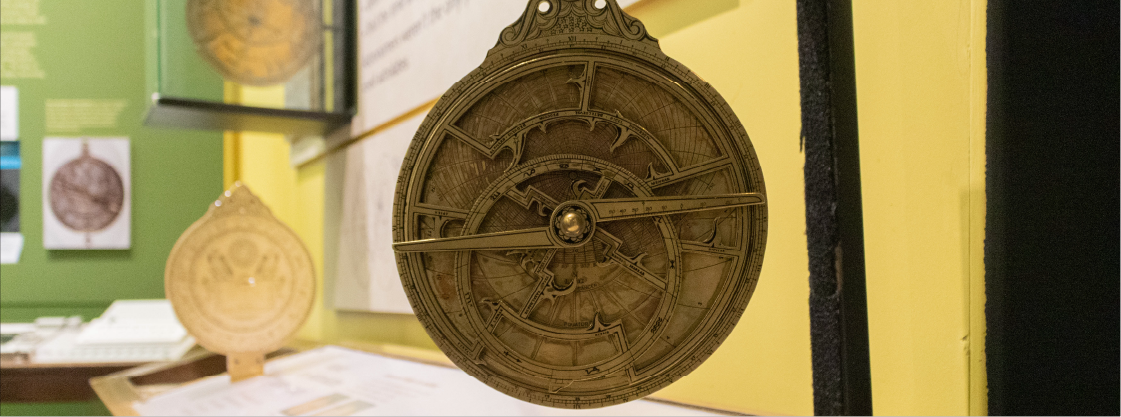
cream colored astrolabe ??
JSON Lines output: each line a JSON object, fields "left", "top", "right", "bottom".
{"left": 166, "top": 183, "right": 315, "bottom": 381}
{"left": 392, "top": 0, "right": 768, "bottom": 408}
{"left": 186, "top": 0, "right": 321, "bottom": 86}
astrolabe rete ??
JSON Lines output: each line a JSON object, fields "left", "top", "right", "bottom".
{"left": 165, "top": 183, "right": 315, "bottom": 364}
{"left": 186, "top": 0, "right": 321, "bottom": 86}
{"left": 391, "top": 0, "right": 768, "bottom": 408}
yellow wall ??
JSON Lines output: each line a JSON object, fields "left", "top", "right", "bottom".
{"left": 629, "top": 0, "right": 812, "bottom": 414}
{"left": 221, "top": 84, "right": 330, "bottom": 343}
{"left": 852, "top": 0, "right": 987, "bottom": 414}
{"left": 225, "top": 0, "right": 987, "bottom": 414}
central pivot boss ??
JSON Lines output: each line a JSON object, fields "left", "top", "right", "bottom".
{"left": 549, "top": 202, "right": 596, "bottom": 246}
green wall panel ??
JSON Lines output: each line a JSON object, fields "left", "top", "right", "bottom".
{"left": 1, "top": 1, "right": 222, "bottom": 413}
{"left": 0, "top": 0, "right": 222, "bottom": 337}
{"left": 0, "top": 400, "right": 110, "bottom": 417}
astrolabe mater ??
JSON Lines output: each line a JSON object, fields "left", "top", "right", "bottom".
{"left": 165, "top": 183, "right": 315, "bottom": 360}
{"left": 187, "top": 0, "right": 321, "bottom": 86}
{"left": 392, "top": 0, "right": 767, "bottom": 408}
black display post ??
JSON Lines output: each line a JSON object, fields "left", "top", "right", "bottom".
{"left": 985, "top": 0, "right": 1120, "bottom": 414}
{"left": 795, "top": 0, "right": 873, "bottom": 414}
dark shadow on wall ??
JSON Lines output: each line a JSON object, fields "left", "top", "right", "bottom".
{"left": 626, "top": 0, "right": 741, "bottom": 38}
{"left": 47, "top": 249, "right": 133, "bottom": 262}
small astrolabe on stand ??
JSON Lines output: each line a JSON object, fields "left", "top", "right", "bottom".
{"left": 392, "top": 0, "right": 768, "bottom": 409}
{"left": 165, "top": 183, "right": 315, "bottom": 381}
{"left": 186, "top": 0, "right": 321, "bottom": 86}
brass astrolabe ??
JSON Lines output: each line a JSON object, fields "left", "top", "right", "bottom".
{"left": 165, "top": 183, "right": 315, "bottom": 381}
{"left": 392, "top": 0, "right": 767, "bottom": 408}
{"left": 186, "top": 0, "right": 321, "bottom": 86}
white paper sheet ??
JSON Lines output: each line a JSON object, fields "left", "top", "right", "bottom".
{"left": 0, "top": 86, "right": 17, "bottom": 140}
{"left": 134, "top": 346, "right": 725, "bottom": 416}
{"left": 332, "top": 113, "right": 425, "bottom": 314}
{"left": 0, "top": 232, "right": 23, "bottom": 264}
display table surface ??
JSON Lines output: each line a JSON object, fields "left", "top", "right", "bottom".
{"left": 0, "top": 355, "right": 149, "bottom": 402}
{"left": 91, "top": 341, "right": 737, "bottom": 416}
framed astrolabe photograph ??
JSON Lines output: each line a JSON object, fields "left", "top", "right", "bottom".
{"left": 42, "top": 137, "right": 130, "bottom": 250}
{"left": 391, "top": 0, "right": 767, "bottom": 409}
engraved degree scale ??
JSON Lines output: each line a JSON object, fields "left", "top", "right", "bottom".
{"left": 391, "top": 0, "right": 768, "bottom": 408}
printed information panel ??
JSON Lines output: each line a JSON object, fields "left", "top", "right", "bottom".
{"left": 355, "top": 0, "right": 640, "bottom": 133}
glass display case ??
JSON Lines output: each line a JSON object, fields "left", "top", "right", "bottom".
{"left": 144, "top": 0, "right": 354, "bottom": 136}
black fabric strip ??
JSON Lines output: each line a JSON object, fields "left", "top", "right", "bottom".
{"left": 795, "top": 0, "right": 871, "bottom": 414}
{"left": 985, "top": 0, "right": 1120, "bottom": 414}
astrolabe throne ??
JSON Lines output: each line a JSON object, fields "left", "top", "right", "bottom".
{"left": 391, "top": 0, "right": 768, "bottom": 409}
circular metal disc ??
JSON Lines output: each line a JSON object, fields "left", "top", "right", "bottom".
{"left": 392, "top": 0, "right": 768, "bottom": 408}
{"left": 186, "top": 0, "right": 320, "bottom": 86}
{"left": 166, "top": 184, "right": 315, "bottom": 354}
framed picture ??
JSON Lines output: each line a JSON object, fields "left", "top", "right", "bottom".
{"left": 42, "top": 137, "right": 130, "bottom": 249}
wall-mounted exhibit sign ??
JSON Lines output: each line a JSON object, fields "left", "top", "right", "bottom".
{"left": 42, "top": 137, "right": 130, "bottom": 249}
{"left": 165, "top": 183, "right": 316, "bottom": 381}
{"left": 390, "top": 0, "right": 767, "bottom": 408}
{"left": 0, "top": 142, "right": 18, "bottom": 233}
{"left": 331, "top": 112, "right": 424, "bottom": 314}
{"left": 354, "top": 0, "right": 642, "bottom": 134}
{"left": 0, "top": 141, "right": 21, "bottom": 264}
{"left": 0, "top": 86, "right": 16, "bottom": 140}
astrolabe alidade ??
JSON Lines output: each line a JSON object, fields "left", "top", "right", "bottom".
{"left": 48, "top": 141, "right": 125, "bottom": 233}
{"left": 166, "top": 183, "right": 315, "bottom": 381}
{"left": 187, "top": 0, "right": 321, "bottom": 86}
{"left": 391, "top": 0, "right": 768, "bottom": 408}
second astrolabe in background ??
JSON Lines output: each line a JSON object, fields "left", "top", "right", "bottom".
{"left": 165, "top": 183, "right": 316, "bottom": 381}
{"left": 187, "top": 0, "right": 321, "bottom": 86}
{"left": 392, "top": 0, "right": 768, "bottom": 409}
